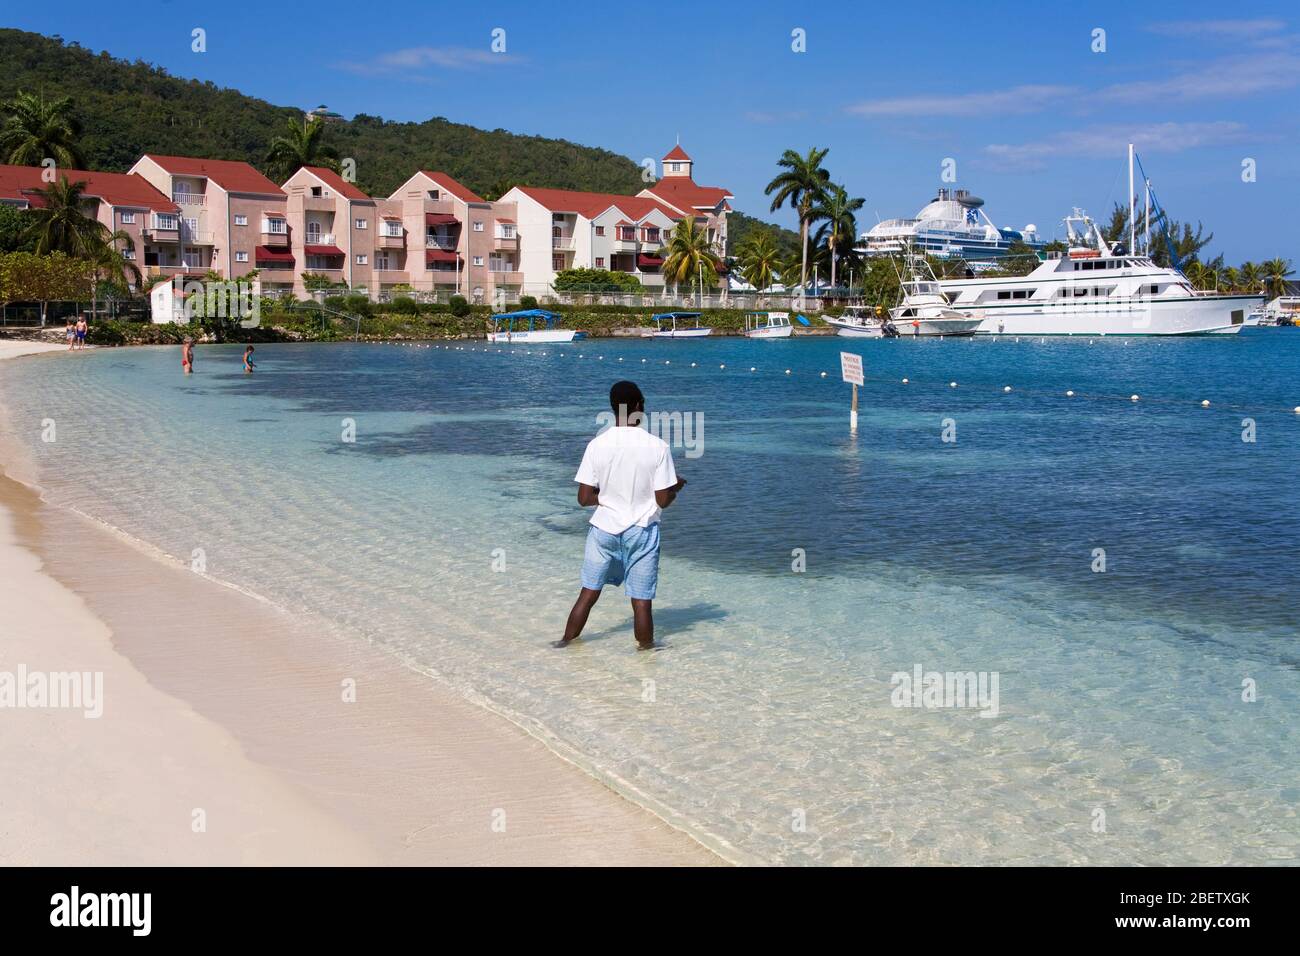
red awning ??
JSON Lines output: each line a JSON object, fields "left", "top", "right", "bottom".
{"left": 304, "top": 244, "right": 345, "bottom": 256}
{"left": 425, "top": 213, "right": 459, "bottom": 226}
{"left": 426, "top": 249, "right": 459, "bottom": 264}
{"left": 637, "top": 254, "right": 663, "bottom": 268}
{"left": 255, "top": 246, "right": 295, "bottom": 263}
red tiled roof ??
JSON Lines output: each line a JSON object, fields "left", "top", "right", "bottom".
{"left": 0, "top": 164, "right": 178, "bottom": 213}
{"left": 516, "top": 186, "right": 681, "bottom": 222}
{"left": 142, "top": 154, "right": 284, "bottom": 196}
{"left": 663, "top": 144, "right": 692, "bottom": 162}
{"left": 419, "top": 171, "right": 485, "bottom": 204}
{"left": 300, "top": 166, "right": 370, "bottom": 201}
{"left": 645, "top": 178, "right": 733, "bottom": 214}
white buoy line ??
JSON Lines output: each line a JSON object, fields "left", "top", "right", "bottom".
{"left": 387, "top": 341, "right": 1297, "bottom": 414}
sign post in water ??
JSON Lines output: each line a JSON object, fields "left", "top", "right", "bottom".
{"left": 840, "top": 352, "right": 864, "bottom": 434}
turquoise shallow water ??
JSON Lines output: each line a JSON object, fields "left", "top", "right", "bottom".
{"left": 3, "top": 332, "right": 1298, "bottom": 864}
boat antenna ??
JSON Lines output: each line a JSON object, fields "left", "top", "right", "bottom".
{"left": 1127, "top": 143, "right": 1136, "bottom": 254}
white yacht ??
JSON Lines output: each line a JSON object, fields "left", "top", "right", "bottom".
{"left": 825, "top": 254, "right": 982, "bottom": 337}
{"left": 936, "top": 210, "right": 1262, "bottom": 335}
{"left": 860, "top": 187, "right": 1043, "bottom": 263}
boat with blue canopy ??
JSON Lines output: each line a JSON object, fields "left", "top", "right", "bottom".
{"left": 487, "top": 309, "right": 577, "bottom": 343}
{"left": 649, "top": 311, "right": 712, "bottom": 338}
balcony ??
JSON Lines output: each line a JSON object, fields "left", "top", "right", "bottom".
{"left": 493, "top": 235, "right": 519, "bottom": 251}
{"left": 173, "top": 192, "right": 206, "bottom": 207}
{"left": 488, "top": 271, "right": 524, "bottom": 285}
{"left": 374, "top": 269, "right": 410, "bottom": 283}
{"left": 304, "top": 233, "right": 338, "bottom": 246}
{"left": 143, "top": 226, "right": 179, "bottom": 242}
{"left": 299, "top": 194, "right": 335, "bottom": 212}
{"left": 145, "top": 265, "right": 208, "bottom": 279}
{"left": 428, "top": 270, "right": 460, "bottom": 284}
{"left": 426, "top": 236, "right": 458, "bottom": 251}
{"left": 552, "top": 236, "right": 576, "bottom": 251}
{"left": 261, "top": 229, "right": 290, "bottom": 247}
{"left": 378, "top": 232, "right": 406, "bottom": 249}
{"left": 641, "top": 237, "right": 663, "bottom": 251}
{"left": 182, "top": 231, "right": 216, "bottom": 246}
{"left": 612, "top": 238, "right": 639, "bottom": 252}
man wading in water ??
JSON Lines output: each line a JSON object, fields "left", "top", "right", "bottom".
{"left": 558, "top": 381, "right": 686, "bottom": 650}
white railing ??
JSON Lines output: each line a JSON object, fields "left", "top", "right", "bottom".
{"left": 305, "top": 233, "right": 337, "bottom": 246}
{"left": 426, "top": 236, "right": 457, "bottom": 250}
{"left": 552, "top": 236, "right": 575, "bottom": 250}
{"left": 173, "top": 192, "right": 206, "bottom": 206}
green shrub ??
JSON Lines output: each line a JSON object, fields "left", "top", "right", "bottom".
{"left": 448, "top": 295, "right": 470, "bottom": 317}
{"left": 518, "top": 295, "right": 538, "bottom": 310}
{"left": 343, "top": 293, "right": 372, "bottom": 316}
{"left": 389, "top": 296, "right": 419, "bottom": 314}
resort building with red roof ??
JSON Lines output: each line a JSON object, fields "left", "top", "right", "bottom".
{"left": 638, "top": 144, "right": 733, "bottom": 259}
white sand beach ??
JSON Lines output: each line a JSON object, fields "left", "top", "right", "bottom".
{"left": 0, "top": 341, "right": 718, "bottom": 866}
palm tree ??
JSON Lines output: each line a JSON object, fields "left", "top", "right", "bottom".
{"left": 808, "top": 184, "right": 864, "bottom": 288}
{"left": 736, "top": 229, "right": 781, "bottom": 295}
{"left": 0, "top": 90, "right": 85, "bottom": 169}
{"left": 265, "top": 115, "right": 339, "bottom": 180}
{"left": 1238, "top": 261, "right": 1261, "bottom": 293}
{"left": 764, "top": 147, "right": 831, "bottom": 292}
{"left": 23, "top": 177, "right": 107, "bottom": 257}
{"left": 661, "top": 218, "right": 720, "bottom": 303}
{"left": 1222, "top": 266, "right": 1241, "bottom": 293}
{"left": 1263, "top": 258, "right": 1294, "bottom": 299}
{"left": 1183, "top": 260, "right": 1211, "bottom": 292}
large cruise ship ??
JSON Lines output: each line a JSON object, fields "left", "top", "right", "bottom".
{"left": 859, "top": 187, "right": 1043, "bottom": 262}
{"left": 936, "top": 210, "right": 1261, "bottom": 335}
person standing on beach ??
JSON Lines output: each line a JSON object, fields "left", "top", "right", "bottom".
{"left": 65, "top": 319, "right": 76, "bottom": 350}
{"left": 558, "top": 380, "right": 686, "bottom": 650}
{"left": 75, "top": 316, "right": 88, "bottom": 350}
{"left": 243, "top": 345, "right": 256, "bottom": 374}
{"left": 181, "top": 338, "right": 194, "bottom": 375}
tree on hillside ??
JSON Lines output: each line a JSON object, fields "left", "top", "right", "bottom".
{"left": 807, "top": 183, "right": 864, "bottom": 288}
{"left": 265, "top": 115, "right": 339, "bottom": 181}
{"left": 0, "top": 89, "right": 85, "bottom": 169}
{"left": 0, "top": 203, "right": 36, "bottom": 253}
{"left": 765, "top": 147, "right": 830, "bottom": 292}
{"left": 661, "top": 218, "right": 720, "bottom": 301}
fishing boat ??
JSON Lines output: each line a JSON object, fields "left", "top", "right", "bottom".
{"left": 888, "top": 253, "right": 982, "bottom": 336}
{"left": 743, "top": 311, "right": 800, "bottom": 338}
{"left": 486, "top": 309, "right": 577, "bottom": 343}
{"left": 649, "top": 311, "right": 712, "bottom": 338}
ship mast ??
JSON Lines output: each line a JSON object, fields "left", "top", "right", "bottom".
{"left": 1128, "top": 143, "right": 1136, "bottom": 254}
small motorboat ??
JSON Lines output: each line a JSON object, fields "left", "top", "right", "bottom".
{"left": 487, "top": 309, "right": 576, "bottom": 343}
{"left": 649, "top": 311, "right": 712, "bottom": 338}
{"left": 743, "top": 311, "right": 795, "bottom": 338}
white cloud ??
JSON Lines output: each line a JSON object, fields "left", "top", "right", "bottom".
{"left": 1096, "top": 52, "right": 1300, "bottom": 103}
{"left": 339, "top": 47, "right": 517, "bottom": 76}
{"left": 983, "top": 121, "right": 1250, "bottom": 171}
{"left": 846, "top": 84, "right": 1076, "bottom": 118}
{"left": 1146, "top": 18, "right": 1286, "bottom": 39}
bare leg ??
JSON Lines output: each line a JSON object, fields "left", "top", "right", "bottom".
{"left": 556, "top": 587, "right": 601, "bottom": 646}
{"left": 631, "top": 598, "right": 654, "bottom": 649}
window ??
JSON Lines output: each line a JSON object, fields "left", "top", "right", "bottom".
{"left": 183, "top": 218, "right": 198, "bottom": 239}
{"left": 383, "top": 221, "right": 403, "bottom": 237}
{"left": 497, "top": 223, "right": 516, "bottom": 239}
{"left": 471, "top": 255, "right": 483, "bottom": 266}
{"left": 644, "top": 227, "right": 660, "bottom": 242}
{"left": 154, "top": 213, "right": 179, "bottom": 231}
{"left": 264, "top": 217, "right": 287, "bottom": 234}
{"left": 1148, "top": 284, "right": 1159, "bottom": 294}
{"left": 595, "top": 226, "right": 605, "bottom": 236}
{"left": 355, "top": 218, "right": 368, "bottom": 230}
{"left": 311, "top": 186, "right": 323, "bottom": 198}
{"left": 553, "top": 254, "right": 564, "bottom": 270}
{"left": 472, "top": 221, "right": 484, "bottom": 232}
{"left": 618, "top": 226, "right": 636, "bottom": 241}
{"left": 489, "top": 255, "right": 512, "bottom": 272}
{"left": 596, "top": 257, "right": 604, "bottom": 268}
{"left": 183, "top": 250, "right": 202, "bottom": 267}
{"left": 234, "top": 215, "right": 248, "bottom": 226}
{"left": 376, "top": 254, "right": 390, "bottom": 270}
{"left": 356, "top": 254, "right": 368, "bottom": 265}
{"left": 427, "top": 189, "right": 440, "bottom": 200}
{"left": 669, "top": 162, "right": 680, "bottom": 172}
{"left": 122, "top": 248, "right": 135, "bottom": 260}
{"left": 235, "top": 251, "right": 249, "bottom": 263}
{"left": 120, "top": 211, "right": 136, "bottom": 224}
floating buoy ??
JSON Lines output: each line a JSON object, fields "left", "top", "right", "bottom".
{"left": 1130, "top": 394, "right": 1140, "bottom": 402}
{"left": 1294, "top": 406, "right": 1300, "bottom": 414}
{"left": 750, "top": 367, "right": 757, "bottom": 372}
{"left": 902, "top": 378, "right": 909, "bottom": 384}
{"left": 1003, "top": 386, "right": 1012, "bottom": 393}
{"left": 1201, "top": 400, "right": 1210, "bottom": 407}
{"left": 618, "top": 357, "right": 623, "bottom": 361}
{"left": 785, "top": 369, "right": 791, "bottom": 375}
{"left": 820, "top": 371, "right": 827, "bottom": 377}
{"left": 690, "top": 362, "right": 697, "bottom": 367}
{"left": 641, "top": 358, "right": 647, "bottom": 363}
{"left": 665, "top": 360, "right": 671, "bottom": 365}
{"left": 1066, "top": 390, "right": 1075, "bottom": 397}
{"left": 949, "top": 381, "right": 957, "bottom": 388}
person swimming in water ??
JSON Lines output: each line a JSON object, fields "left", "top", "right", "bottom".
{"left": 243, "top": 345, "right": 256, "bottom": 374}
{"left": 182, "top": 338, "right": 194, "bottom": 374}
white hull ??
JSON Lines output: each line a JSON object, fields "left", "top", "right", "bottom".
{"left": 963, "top": 296, "right": 1258, "bottom": 336}
{"left": 486, "top": 329, "right": 577, "bottom": 343}
{"left": 744, "top": 326, "right": 793, "bottom": 338}
{"left": 652, "top": 328, "right": 712, "bottom": 338}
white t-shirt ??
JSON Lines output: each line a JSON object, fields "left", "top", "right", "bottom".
{"left": 574, "top": 425, "right": 678, "bottom": 534}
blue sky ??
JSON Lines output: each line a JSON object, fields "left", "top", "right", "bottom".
{"left": 11, "top": 0, "right": 1300, "bottom": 261}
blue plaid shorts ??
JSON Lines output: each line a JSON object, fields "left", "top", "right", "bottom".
{"left": 580, "top": 523, "right": 661, "bottom": 600}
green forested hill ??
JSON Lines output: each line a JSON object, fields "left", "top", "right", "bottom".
{"left": 0, "top": 29, "right": 646, "bottom": 197}
{"left": 0, "top": 28, "right": 798, "bottom": 253}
